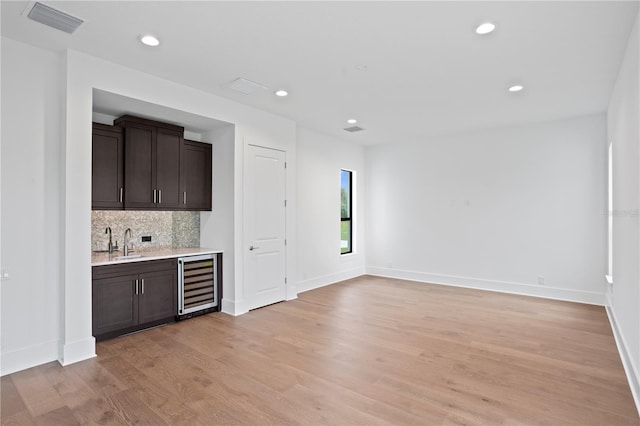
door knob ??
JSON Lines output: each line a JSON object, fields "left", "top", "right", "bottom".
{"left": 249, "top": 246, "right": 260, "bottom": 251}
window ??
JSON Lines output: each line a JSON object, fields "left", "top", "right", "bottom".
{"left": 340, "top": 169, "right": 352, "bottom": 254}
{"left": 607, "top": 141, "right": 613, "bottom": 282}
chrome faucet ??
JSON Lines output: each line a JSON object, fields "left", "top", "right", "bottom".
{"left": 124, "top": 228, "right": 134, "bottom": 256}
{"left": 105, "top": 227, "right": 113, "bottom": 253}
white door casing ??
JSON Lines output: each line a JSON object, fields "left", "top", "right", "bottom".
{"left": 244, "top": 145, "right": 287, "bottom": 310}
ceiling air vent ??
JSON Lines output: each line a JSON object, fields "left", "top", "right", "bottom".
{"left": 27, "top": 2, "right": 84, "bottom": 34}
{"left": 225, "top": 78, "right": 268, "bottom": 95}
{"left": 344, "top": 126, "right": 365, "bottom": 133}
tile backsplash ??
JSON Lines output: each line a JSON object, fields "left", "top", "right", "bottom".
{"left": 92, "top": 210, "right": 200, "bottom": 252}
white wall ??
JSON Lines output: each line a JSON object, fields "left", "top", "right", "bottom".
{"left": 200, "top": 125, "right": 236, "bottom": 302}
{"left": 296, "top": 127, "right": 366, "bottom": 292}
{"left": 1, "top": 38, "right": 63, "bottom": 375}
{"left": 607, "top": 13, "right": 639, "bottom": 409}
{"left": 366, "top": 114, "right": 607, "bottom": 304}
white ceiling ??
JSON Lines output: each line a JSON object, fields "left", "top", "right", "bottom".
{"left": 2, "top": 1, "right": 638, "bottom": 145}
{"left": 92, "top": 89, "right": 232, "bottom": 134}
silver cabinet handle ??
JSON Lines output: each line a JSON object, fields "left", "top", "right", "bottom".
{"left": 158, "top": 190, "right": 162, "bottom": 204}
{"left": 153, "top": 189, "right": 157, "bottom": 203}
{"left": 141, "top": 279, "right": 145, "bottom": 294}
{"left": 135, "top": 279, "right": 139, "bottom": 295}
{"left": 119, "top": 188, "right": 123, "bottom": 203}
{"left": 183, "top": 191, "right": 187, "bottom": 204}
{"left": 249, "top": 246, "right": 260, "bottom": 251}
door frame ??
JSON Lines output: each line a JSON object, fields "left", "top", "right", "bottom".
{"left": 229, "top": 140, "right": 297, "bottom": 315}
{"left": 242, "top": 144, "right": 287, "bottom": 310}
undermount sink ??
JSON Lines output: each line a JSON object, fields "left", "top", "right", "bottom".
{"left": 114, "top": 254, "right": 143, "bottom": 260}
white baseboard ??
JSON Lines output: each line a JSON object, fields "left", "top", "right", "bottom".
{"left": 1, "top": 339, "right": 59, "bottom": 376}
{"left": 59, "top": 336, "right": 96, "bottom": 366}
{"left": 221, "top": 298, "right": 248, "bottom": 316}
{"left": 366, "top": 266, "right": 606, "bottom": 306}
{"left": 297, "top": 266, "right": 366, "bottom": 293}
{"left": 606, "top": 306, "right": 640, "bottom": 416}
{"left": 286, "top": 284, "right": 298, "bottom": 301}
{"left": 605, "top": 276, "right": 614, "bottom": 307}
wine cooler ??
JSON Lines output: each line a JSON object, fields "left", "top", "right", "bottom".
{"left": 177, "top": 254, "right": 219, "bottom": 319}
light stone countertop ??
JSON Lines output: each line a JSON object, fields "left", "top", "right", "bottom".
{"left": 91, "top": 247, "right": 223, "bottom": 266}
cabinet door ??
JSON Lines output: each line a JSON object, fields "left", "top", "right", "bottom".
{"left": 124, "top": 124, "right": 156, "bottom": 209}
{"left": 92, "top": 124, "right": 123, "bottom": 210}
{"left": 155, "top": 129, "right": 182, "bottom": 209}
{"left": 92, "top": 274, "right": 138, "bottom": 336}
{"left": 138, "top": 268, "right": 177, "bottom": 325}
{"left": 180, "top": 140, "right": 212, "bottom": 211}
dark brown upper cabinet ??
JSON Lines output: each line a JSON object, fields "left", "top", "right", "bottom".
{"left": 115, "top": 115, "right": 184, "bottom": 210}
{"left": 92, "top": 123, "right": 124, "bottom": 210}
{"left": 92, "top": 116, "right": 212, "bottom": 212}
{"left": 180, "top": 140, "right": 212, "bottom": 211}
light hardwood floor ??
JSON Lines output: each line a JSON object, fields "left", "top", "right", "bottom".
{"left": 2, "top": 275, "right": 638, "bottom": 425}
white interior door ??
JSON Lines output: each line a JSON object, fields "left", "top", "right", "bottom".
{"left": 244, "top": 145, "right": 287, "bottom": 310}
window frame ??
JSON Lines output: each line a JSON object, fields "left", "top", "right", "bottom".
{"left": 340, "top": 169, "right": 353, "bottom": 255}
{"left": 607, "top": 141, "right": 613, "bottom": 284}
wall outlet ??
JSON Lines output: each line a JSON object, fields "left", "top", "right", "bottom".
{"left": 538, "top": 276, "right": 545, "bottom": 285}
{"left": 141, "top": 236, "right": 151, "bottom": 242}
{"left": 1, "top": 269, "right": 10, "bottom": 281}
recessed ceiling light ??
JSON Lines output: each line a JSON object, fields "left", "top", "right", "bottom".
{"left": 475, "top": 22, "right": 496, "bottom": 35}
{"left": 275, "top": 90, "right": 288, "bottom": 97}
{"left": 355, "top": 64, "right": 368, "bottom": 72}
{"left": 140, "top": 35, "right": 160, "bottom": 46}
{"left": 347, "top": 118, "right": 357, "bottom": 124}
{"left": 508, "top": 85, "right": 524, "bottom": 92}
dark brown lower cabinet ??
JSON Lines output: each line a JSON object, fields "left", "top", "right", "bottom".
{"left": 92, "top": 259, "right": 177, "bottom": 341}
{"left": 138, "top": 268, "right": 177, "bottom": 324}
